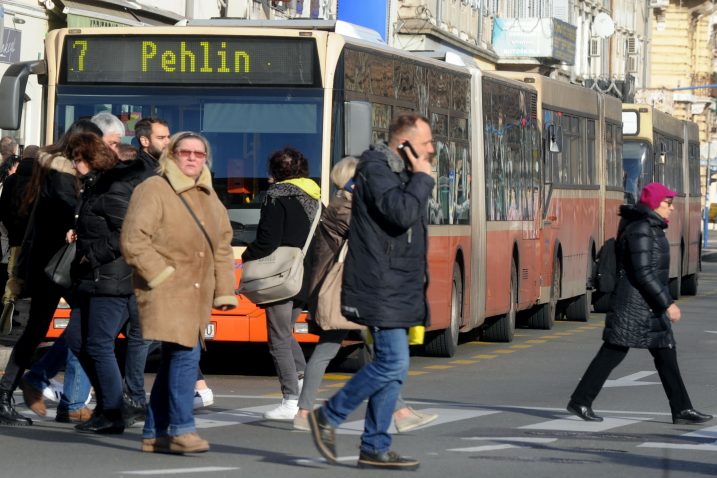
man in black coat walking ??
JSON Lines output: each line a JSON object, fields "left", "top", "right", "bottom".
{"left": 308, "top": 114, "right": 435, "bottom": 470}
{"left": 567, "top": 182, "right": 712, "bottom": 425}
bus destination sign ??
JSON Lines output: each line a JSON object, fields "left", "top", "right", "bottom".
{"left": 64, "top": 35, "right": 317, "bottom": 85}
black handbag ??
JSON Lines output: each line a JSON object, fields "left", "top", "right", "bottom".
{"left": 44, "top": 242, "right": 76, "bottom": 289}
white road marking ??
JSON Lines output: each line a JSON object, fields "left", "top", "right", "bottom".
{"left": 638, "top": 425, "right": 717, "bottom": 451}
{"left": 337, "top": 408, "right": 500, "bottom": 435}
{"left": 604, "top": 371, "right": 660, "bottom": 388}
{"left": 294, "top": 455, "right": 359, "bottom": 465}
{"left": 705, "top": 331, "right": 717, "bottom": 334}
{"left": 449, "top": 437, "right": 557, "bottom": 453}
{"left": 521, "top": 416, "right": 653, "bottom": 432}
{"left": 118, "top": 467, "right": 239, "bottom": 475}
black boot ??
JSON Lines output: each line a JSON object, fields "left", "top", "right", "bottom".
{"left": 0, "top": 390, "right": 32, "bottom": 426}
{"left": 122, "top": 393, "right": 146, "bottom": 427}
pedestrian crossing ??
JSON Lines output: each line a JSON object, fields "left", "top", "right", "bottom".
{"left": 13, "top": 397, "right": 717, "bottom": 456}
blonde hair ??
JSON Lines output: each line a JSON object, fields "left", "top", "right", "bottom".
{"left": 330, "top": 156, "right": 358, "bottom": 191}
{"left": 157, "top": 131, "right": 212, "bottom": 176}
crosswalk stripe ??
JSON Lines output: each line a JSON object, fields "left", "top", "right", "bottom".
{"left": 638, "top": 424, "right": 717, "bottom": 451}
{"left": 449, "top": 437, "right": 557, "bottom": 452}
{"left": 520, "top": 415, "right": 654, "bottom": 432}
{"left": 337, "top": 407, "right": 500, "bottom": 435}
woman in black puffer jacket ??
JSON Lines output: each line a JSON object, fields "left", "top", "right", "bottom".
{"left": 63, "top": 132, "right": 150, "bottom": 434}
{"left": 567, "top": 182, "right": 712, "bottom": 426}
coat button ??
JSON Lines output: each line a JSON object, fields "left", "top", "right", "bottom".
{"left": 199, "top": 252, "right": 205, "bottom": 257}
{"left": 194, "top": 283, "right": 200, "bottom": 288}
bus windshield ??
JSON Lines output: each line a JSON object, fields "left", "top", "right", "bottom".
{"left": 54, "top": 85, "right": 324, "bottom": 245}
{"left": 622, "top": 140, "right": 652, "bottom": 205}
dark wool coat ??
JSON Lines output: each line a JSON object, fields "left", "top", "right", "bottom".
{"left": 15, "top": 152, "right": 77, "bottom": 292}
{"left": 73, "top": 158, "right": 152, "bottom": 296}
{"left": 0, "top": 157, "right": 34, "bottom": 246}
{"left": 341, "top": 143, "right": 435, "bottom": 329}
{"left": 603, "top": 203, "right": 675, "bottom": 348}
{"left": 120, "top": 160, "right": 237, "bottom": 348}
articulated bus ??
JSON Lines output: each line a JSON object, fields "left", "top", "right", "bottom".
{"left": 497, "top": 72, "right": 624, "bottom": 324}
{"left": 0, "top": 20, "right": 623, "bottom": 356}
{"left": 622, "top": 105, "right": 701, "bottom": 297}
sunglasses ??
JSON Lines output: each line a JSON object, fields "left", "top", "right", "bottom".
{"left": 175, "top": 149, "right": 207, "bottom": 160}
{"left": 662, "top": 198, "right": 674, "bottom": 206}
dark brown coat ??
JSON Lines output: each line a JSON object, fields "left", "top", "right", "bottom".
{"left": 306, "top": 192, "right": 351, "bottom": 318}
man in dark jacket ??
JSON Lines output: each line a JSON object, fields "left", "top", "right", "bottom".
{"left": 567, "top": 182, "right": 712, "bottom": 426}
{"left": 308, "top": 114, "right": 435, "bottom": 470}
{"left": 134, "top": 117, "right": 170, "bottom": 172}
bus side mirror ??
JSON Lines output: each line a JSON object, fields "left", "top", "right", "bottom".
{"left": 344, "top": 101, "right": 372, "bottom": 157}
{"left": 548, "top": 124, "right": 562, "bottom": 153}
{"left": 0, "top": 60, "right": 46, "bottom": 130}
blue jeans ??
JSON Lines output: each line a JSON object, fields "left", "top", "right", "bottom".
{"left": 143, "top": 340, "right": 201, "bottom": 439}
{"left": 123, "top": 295, "right": 154, "bottom": 405}
{"left": 23, "top": 332, "right": 92, "bottom": 412}
{"left": 323, "top": 327, "right": 409, "bottom": 454}
{"left": 65, "top": 294, "right": 129, "bottom": 412}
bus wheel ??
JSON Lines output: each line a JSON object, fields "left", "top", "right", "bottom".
{"left": 424, "top": 265, "right": 462, "bottom": 357}
{"left": 565, "top": 262, "right": 592, "bottom": 322}
{"left": 483, "top": 261, "right": 516, "bottom": 342}
{"left": 668, "top": 276, "right": 681, "bottom": 300}
{"left": 592, "top": 291, "right": 611, "bottom": 313}
{"left": 527, "top": 256, "right": 560, "bottom": 330}
{"left": 681, "top": 273, "right": 698, "bottom": 296}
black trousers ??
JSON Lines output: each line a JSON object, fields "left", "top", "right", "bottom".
{"left": 570, "top": 342, "right": 692, "bottom": 415}
{"left": 0, "top": 275, "right": 65, "bottom": 392}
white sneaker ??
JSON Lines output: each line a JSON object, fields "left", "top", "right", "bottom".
{"left": 42, "top": 379, "right": 63, "bottom": 402}
{"left": 263, "top": 399, "right": 299, "bottom": 420}
{"left": 193, "top": 388, "right": 214, "bottom": 410}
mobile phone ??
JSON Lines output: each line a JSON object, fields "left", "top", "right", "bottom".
{"left": 398, "top": 140, "right": 418, "bottom": 169}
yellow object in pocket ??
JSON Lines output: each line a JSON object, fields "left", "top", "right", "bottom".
{"left": 363, "top": 326, "right": 425, "bottom": 345}
{"left": 408, "top": 325, "right": 425, "bottom": 345}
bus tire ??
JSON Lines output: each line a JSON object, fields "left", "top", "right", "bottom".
{"left": 592, "top": 291, "right": 611, "bottom": 313}
{"left": 424, "top": 265, "right": 462, "bottom": 357}
{"left": 527, "top": 256, "right": 560, "bottom": 330}
{"left": 681, "top": 273, "right": 698, "bottom": 296}
{"left": 668, "top": 276, "right": 681, "bottom": 300}
{"left": 482, "top": 260, "right": 516, "bottom": 342}
{"left": 565, "top": 259, "right": 592, "bottom": 322}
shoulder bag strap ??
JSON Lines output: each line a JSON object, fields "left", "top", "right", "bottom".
{"left": 301, "top": 200, "right": 322, "bottom": 256}
{"left": 163, "top": 176, "right": 214, "bottom": 255}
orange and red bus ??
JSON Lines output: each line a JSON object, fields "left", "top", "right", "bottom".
{"left": 0, "top": 20, "right": 632, "bottom": 357}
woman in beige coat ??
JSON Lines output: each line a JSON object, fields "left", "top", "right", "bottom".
{"left": 121, "top": 132, "right": 236, "bottom": 454}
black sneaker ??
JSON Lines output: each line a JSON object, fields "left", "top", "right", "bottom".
{"left": 308, "top": 407, "right": 337, "bottom": 463}
{"left": 357, "top": 450, "right": 420, "bottom": 471}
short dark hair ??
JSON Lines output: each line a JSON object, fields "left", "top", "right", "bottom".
{"left": 117, "top": 144, "right": 138, "bottom": 162}
{"left": 66, "top": 132, "right": 118, "bottom": 172}
{"left": 135, "top": 117, "right": 169, "bottom": 141}
{"left": 268, "top": 147, "right": 309, "bottom": 181}
{"left": 388, "top": 113, "right": 430, "bottom": 141}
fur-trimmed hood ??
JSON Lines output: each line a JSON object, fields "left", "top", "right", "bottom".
{"left": 37, "top": 151, "right": 76, "bottom": 176}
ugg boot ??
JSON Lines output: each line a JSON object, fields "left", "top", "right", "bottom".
{"left": 0, "top": 390, "right": 32, "bottom": 426}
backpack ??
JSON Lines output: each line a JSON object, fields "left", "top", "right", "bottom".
{"left": 594, "top": 238, "right": 617, "bottom": 294}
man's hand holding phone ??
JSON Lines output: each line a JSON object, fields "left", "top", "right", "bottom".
{"left": 398, "top": 140, "right": 432, "bottom": 176}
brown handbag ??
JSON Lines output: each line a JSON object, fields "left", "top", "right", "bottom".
{"left": 314, "top": 241, "right": 364, "bottom": 331}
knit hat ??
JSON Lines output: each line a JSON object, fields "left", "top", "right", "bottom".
{"left": 639, "top": 182, "right": 676, "bottom": 210}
